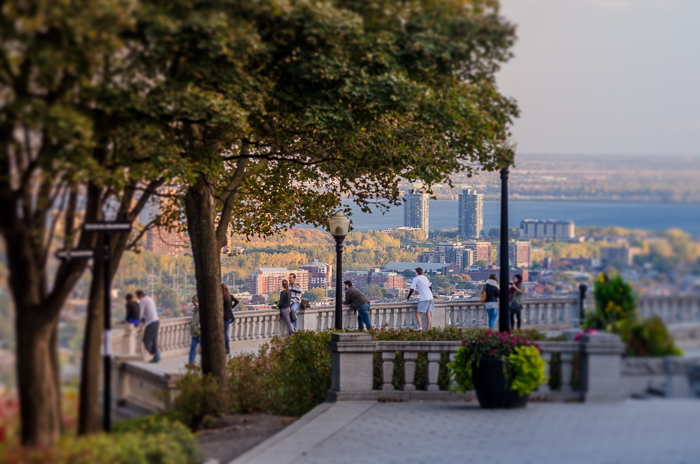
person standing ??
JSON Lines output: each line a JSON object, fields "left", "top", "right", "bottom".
{"left": 222, "top": 283, "right": 239, "bottom": 355}
{"left": 406, "top": 267, "right": 434, "bottom": 331}
{"left": 188, "top": 294, "right": 201, "bottom": 365}
{"left": 483, "top": 274, "right": 500, "bottom": 329}
{"left": 124, "top": 293, "right": 140, "bottom": 326}
{"left": 343, "top": 281, "right": 372, "bottom": 330}
{"left": 278, "top": 279, "right": 295, "bottom": 336}
{"left": 289, "top": 273, "right": 302, "bottom": 329}
{"left": 135, "top": 289, "right": 160, "bottom": 363}
{"left": 509, "top": 274, "right": 524, "bottom": 330}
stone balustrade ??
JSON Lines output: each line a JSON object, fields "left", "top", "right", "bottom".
{"left": 110, "top": 294, "right": 700, "bottom": 359}
{"left": 328, "top": 331, "right": 625, "bottom": 403}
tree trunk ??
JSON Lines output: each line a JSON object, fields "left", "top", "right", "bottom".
{"left": 78, "top": 245, "right": 105, "bottom": 435}
{"left": 15, "top": 309, "right": 62, "bottom": 447}
{"left": 185, "top": 180, "right": 226, "bottom": 380}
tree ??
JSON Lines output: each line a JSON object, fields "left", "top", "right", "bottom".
{"left": 474, "top": 260, "right": 489, "bottom": 268}
{"left": 362, "top": 285, "right": 386, "bottom": 301}
{"left": 267, "top": 292, "right": 280, "bottom": 305}
{"left": 251, "top": 295, "right": 266, "bottom": 305}
{"left": 431, "top": 275, "right": 451, "bottom": 294}
{"left": 148, "top": 0, "right": 518, "bottom": 383}
{"left": 303, "top": 287, "right": 325, "bottom": 303}
{"left": 153, "top": 284, "right": 184, "bottom": 312}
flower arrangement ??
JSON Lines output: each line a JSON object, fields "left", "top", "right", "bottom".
{"left": 448, "top": 330, "right": 546, "bottom": 396}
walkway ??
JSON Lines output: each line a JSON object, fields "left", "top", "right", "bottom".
{"left": 236, "top": 399, "right": 700, "bottom": 464}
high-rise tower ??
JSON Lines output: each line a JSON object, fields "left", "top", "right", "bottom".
{"left": 403, "top": 188, "right": 429, "bottom": 232}
{"left": 458, "top": 189, "right": 483, "bottom": 239}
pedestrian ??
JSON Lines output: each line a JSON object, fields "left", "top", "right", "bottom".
{"left": 124, "top": 293, "right": 140, "bottom": 326}
{"left": 509, "top": 274, "right": 524, "bottom": 330}
{"left": 343, "top": 281, "right": 372, "bottom": 330}
{"left": 222, "top": 283, "right": 239, "bottom": 355}
{"left": 406, "top": 267, "right": 434, "bottom": 331}
{"left": 135, "top": 289, "right": 160, "bottom": 363}
{"left": 483, "top": 274, "right": 500, "bottom": 329}
{"left": 188, "top": 294, "right": 201, "bottom": 365}
{"left": 289, "top": 273, "right": 302, "bottom": 329}
{"left": 278, "top": 279, "right": 295, "bottom": 336}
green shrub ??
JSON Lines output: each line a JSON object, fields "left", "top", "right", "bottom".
{"left": 616, "top": 315, "right": 683, "bottom": 357}
{"left": 1, "top": 416, "right": 200, "bottom": 464}
{"left": 509, "top": 345, "right": 547, "bottom": 396}
{"left": 585, "top": 273, "right": 637, "bottom": 329}
{"left": 169, "top": 366, "right": 232, "bottom": 430}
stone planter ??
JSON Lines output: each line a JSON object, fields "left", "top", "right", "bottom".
{"left": 472, "top": 357, "right": 529, "bottom": 409}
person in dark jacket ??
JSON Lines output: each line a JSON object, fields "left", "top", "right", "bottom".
{"left": 222, "top": 283, "right": 239, "bottom": 354}
{"left": 483, "top": 274, "right": 500, "bottom": 329}
{"left": 344, "top": 281, "right": 372, "bottom": 330}
{"left": 124, "top": 293, "right": 140, "bottom": 326}
{"left": 278, "top": 279, "right": 295, "bottom": 336}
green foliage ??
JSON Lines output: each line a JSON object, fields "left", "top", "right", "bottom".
{"left": 508, "top": 345, "right": 547, "bottom": 396}
{"left": 584, "top": 273, "right": 637, "bottom": 329}
{"left": 448, "top": 330, "right": 543, "bottom": 394}
{"left": 1, "top": 416, "right": 200, "bottom": 464}
{"left": 303, "top": 287, "right": 326, "bottom": 302}
{"left": 616, "top": 315, "right": 683, "bottom": 357}
{"left": 362, "top": 284, "right": 393, "bottom": 300}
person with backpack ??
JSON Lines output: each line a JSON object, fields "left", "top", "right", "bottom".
{"left": 509, "top": 274, "right": 524, "bottom": 330}
{"left": 124, "top": 293, "right": 140, "bottom": 326}
{"left": 188, "top": 294, "right": 201, "bottom": 365}
{"left": 278, "top": 279, "right": 295, "bottom": 336}
{"left": 483, "top": 274, "right": 500, "bottom": 329}
{"left": 222, "top": 283, "right": 239, "bottom": 355}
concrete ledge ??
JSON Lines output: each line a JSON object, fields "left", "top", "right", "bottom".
{"left": 327, "top": 390, "right": 475, "bottom": 402}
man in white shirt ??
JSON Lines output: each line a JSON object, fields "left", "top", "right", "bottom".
{"left": 135, "top": 290, "right": 160, "bottom": 363}
{"left": 406, "top": 267, "right": 434, "bottom": 330}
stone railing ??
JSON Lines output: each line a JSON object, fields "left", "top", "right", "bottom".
{"left": 328, "top": 332, "right": 625, "bottom": 403}
{"left": 111, "top": 294, "right": 700, "bottom": 359}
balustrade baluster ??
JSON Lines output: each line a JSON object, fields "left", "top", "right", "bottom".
{"left": 448, "top": 351, "right": 458, "bottom": 390}
{"left": 560, "top": 352, "right": 574, "bottom": 393}
{"left": 538, "top": 352, "right": 552, "bottom": 394}
{"left": 382, "top": 352, "right": 395, "bottom": 391}
{"left": 403, "top": 352, "right": 418, "bottom": 391}
{"left": 427, "top": 352, "right": 441, "bottom": 391}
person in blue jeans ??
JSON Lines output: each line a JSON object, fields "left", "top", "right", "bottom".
{"left": 343, "top": 281, "right": 372, "bottom": 330}
{"left": 483, "top": 274, "right": 500, "bottom": 329}
{"left": 188, "top": 294, "right": 201, "bottom": 365}
{"left": 289, "top": 273, "right": 303, "bottom": 329}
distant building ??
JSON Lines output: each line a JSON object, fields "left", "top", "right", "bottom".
{"left": 382, "top": 262, "right": 461, "bottom": 277}
{"left": 403, "top": 188, "right": 429, "bottom": 232}
{"left": 464, "top": 241, "right": 491, "bottom": 264}
{"left": 343, "top": 271, "right": 370, "bottom": 290}
{"left": 464, "top": 267, "right": 529, "bottom": 283}
{"left": 562, "top": 257, "right": 601, "bottom": 268}
{"left": 342, "top": 269, "right": 404, "bottom": 290}
{"left": 508, "top": 241, "right": 532, "bottom": 269}
{"left": 419, "top": 242, "right": 475, "bottom": 269}
{"left": 145, "top": 227, "right": 190, "bottom": 257}
{"left": 249, "top": 268, "right": 309, "bottom": 295}
{"left": 519, "top": 220, "right": 575, "bottom": 240}
{"left": 600, "top": 246, "right": 640, "bottom": 266}
{"left": 458, "top": 189, "right": 484, "bottom": 239}
{"left": 299, "top": 260, "right": 332, "bottom": 289}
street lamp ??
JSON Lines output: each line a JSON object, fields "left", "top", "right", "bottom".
{"left": 329, "top": 211, "right": 351, "bottom": 330}
{"left": 499, "top": 139, "right": 517, "bottom": 333}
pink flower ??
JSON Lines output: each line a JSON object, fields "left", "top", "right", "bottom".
{"left": 501, "top": 336, "right": 506, "bottom": 342}
{"left": 486, "top": 330, "right": 492, "bottom": 335}
{"left": 461, "top": 339, "right": 466, "bottom": 345}
{"left": 489, "top": 349, "right": 497, "bottom": 355}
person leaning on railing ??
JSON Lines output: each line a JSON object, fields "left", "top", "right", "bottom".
{"left": 344, "top": 281, "right": 372, "bottom": 330}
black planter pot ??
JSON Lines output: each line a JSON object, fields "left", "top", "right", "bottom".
{"left": 472, "top": 357, "right": 529, "bottom": 409}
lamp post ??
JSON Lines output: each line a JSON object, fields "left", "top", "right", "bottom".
{"left": 498, "top": 167, "right": 511, "bottom": 333}
{"left": 329, "top": 211, "right": 351, "bottom": 330}
{"left": 575, "top": 274, "right": 589, "bottom": 326}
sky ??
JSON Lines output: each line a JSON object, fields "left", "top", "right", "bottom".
{"left": 496, "top": 0, "right": 700, "bottom": 156}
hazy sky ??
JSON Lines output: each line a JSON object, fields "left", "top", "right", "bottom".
{"left": 497, "top": 0, "right": 700, "bottom": 156}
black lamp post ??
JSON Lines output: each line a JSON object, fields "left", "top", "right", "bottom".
{"left": 498, "top": 167, "right": 511, "bottom": 333}
{"left": 329, "top": 211, "right": 351, "bottom": 330}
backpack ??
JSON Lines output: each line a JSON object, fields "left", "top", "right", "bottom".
{"left": 300, "top": 299, "right": 311, "bottom": 310}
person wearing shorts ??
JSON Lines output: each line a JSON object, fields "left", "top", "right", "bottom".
{"left": 406, "top": 267, "right": 434, "bottom": 330}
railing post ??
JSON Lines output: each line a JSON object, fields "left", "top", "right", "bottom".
{"left": 382, "top": 352, "right": 395, "bottom": 391}
{"left": 539, "top": 352, "right": 552, "bottom": 395}
{"left": 560, "top": 352, "right": 574, "bottom": 393}
{"left": 329, "top": 332, "right": 375, "bottom": 400}
{"left": 580, "top": 333, "right": 625, "bottom": 402}
{"left": 427, "top": 352, "right": 441, "bottom": 391}
{"left": 433, "top": 298, "right": 446, "bottom": 329}
{"left": 403, "top": 352, "right": 418, "bottom": 391}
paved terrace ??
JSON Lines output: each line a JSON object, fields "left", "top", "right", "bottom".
{"left": 237, "top": 399, "right": 700, "bottom": 464}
